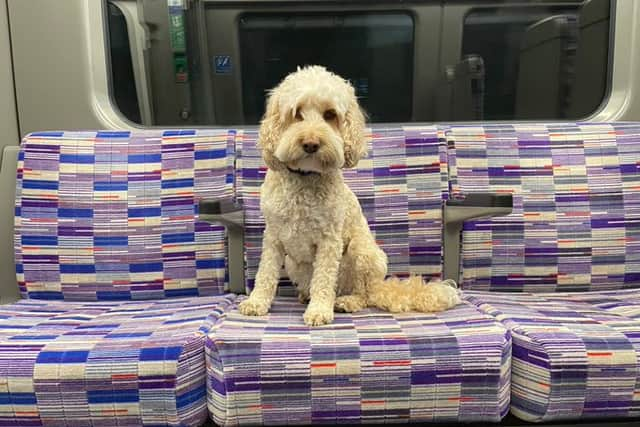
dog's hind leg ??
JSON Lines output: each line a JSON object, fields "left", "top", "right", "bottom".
{"left": 334, "top": 257, "right": 368, "bottom": 312}
{"left": 335, "top": 236, "right": 387, "bottom": 313}
{"left": 340, "top": 236, "right": 460, "bottom": 314}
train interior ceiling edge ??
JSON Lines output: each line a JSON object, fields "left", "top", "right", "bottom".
{"left": 5, "top": 1, "right": 640, "bottom": 427}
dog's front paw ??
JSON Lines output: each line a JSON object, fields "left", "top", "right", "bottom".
{"left": 238, "top": 298, "right": 270, "bottom": 316}
{"left": 303, "top": 304, "right": 334, "bottom": 326}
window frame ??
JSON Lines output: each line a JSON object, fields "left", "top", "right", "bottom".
{"left": 99, "top": 0, "right": 618, "bottom": 128}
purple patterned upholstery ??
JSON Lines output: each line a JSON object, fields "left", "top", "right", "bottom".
{"left": 465, "top": 289, "right": 640, "bottom": 422}
{"left": 206, "top": 297, "right": 511, "bottom": 425}
{"left": 15, "top": 121, "right": 640, "bottom": 426}
{"left": 202, "top": 125, "right": 517, "bottom": 425}
{"left": 1, "top": 130, "right": 239, "bottom": 426}
{"left": 449, "top": 122, "right": 640, "bottom": 422}
{"left": 0, "top": 294, "right": 236, "bottom": 426}
{"left": 15, "top": 130, "right": 235, "bottom": 300}
{"left": 446, "top": 123, "right": 640, "bottom": 292}
{"left": 235, "top": 126, "right": 449, "bottom": 292}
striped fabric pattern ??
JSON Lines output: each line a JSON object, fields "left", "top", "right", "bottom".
{"left": 446, "top": 122, "right": 640, "bottom": 292}
{"left": 206, "top": 297, "right": 511, "bottom": 426}
{"left": 0, "top": 294, "right": 236, "bottom": 426}
{"left": 465, "top": 289, "right": 640, "bottom": 422}
{"left": 235, "top": 126, "right": 449, "bottom": 293}
{"left": 15, "top": 130, "right": 235, "bottom": 300}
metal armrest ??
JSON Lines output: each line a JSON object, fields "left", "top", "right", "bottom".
{"left": 199, "top": 199, "right": 245, "bottom": 294}
{"left": 199, "top": 199, "right": 243, "bottom": 227}
{"left": 443, "top": 193, "right": 513, "bottom": 284}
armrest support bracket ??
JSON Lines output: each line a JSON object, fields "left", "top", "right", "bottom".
{"left": 199, "top": 200, "right": 245, "bottom": 294}
{"left": 443, "top": 193, "right": 513, "bottom": 284}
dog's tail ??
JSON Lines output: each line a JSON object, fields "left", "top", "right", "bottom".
{"left": 366, "top": 276, "right": 461, "bottom": 313}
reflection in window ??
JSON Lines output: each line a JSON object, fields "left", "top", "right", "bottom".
{"left": 105, "top": 0, "right": 611, "bottom": 125}
{"left": 462, "top": 0, "right": 610, "bottom": 120}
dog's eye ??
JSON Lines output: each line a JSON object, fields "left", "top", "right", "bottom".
{"left": 323, "top": 109, "right": 337, "bottom": 121}
{"left": 295, "top": 108, "right": 303, "bottom": 121}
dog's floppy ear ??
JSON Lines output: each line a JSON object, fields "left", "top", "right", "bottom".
{"left": 342, "top": 94, "right": 367, "bottom": 169}
{"left": 258, "top": 90, "right": 286, "bottom": 171}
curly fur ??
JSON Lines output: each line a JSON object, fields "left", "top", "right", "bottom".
{"left": 239, "top": 65, "right": 461, "bottom": 326}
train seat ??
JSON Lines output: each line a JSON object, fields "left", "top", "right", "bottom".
{"left": 0, "top": 129, "right": 238, "bottom": 426}
{"left": 447, "top": 123, "right": 640, "bottom": 422}
{"left": 204, "top": 126, "right": 512, "bottom": 425}
{"left": 465, "top": 289, "right": 640, "bottom": 422}
{"left": 5, "top": 122, "right": 640, "bottom": 425}
{"left": 207, "top": 295, "right": 510, "bottom": 425}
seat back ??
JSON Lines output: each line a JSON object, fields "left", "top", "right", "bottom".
{"left": 15, "top": 130, "right": 235, "bottom": 300}
{"left": 235, "top": 126, "right": 449, "bottom": 293}
{"left": 446, "top": 122, "right": 640, "bottom": 292}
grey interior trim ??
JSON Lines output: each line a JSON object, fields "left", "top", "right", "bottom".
{"left": 0, "top": 0, "right": 19, "bottom": 147}
{"left": 443, "top": 194, "right": 513, "bottom": 284}
{"left": 199, "top": 199, "right": 246, "bottom": 294}
{"left": 0, "top": 146, "right": 20, "bottom": 304}
{"left": 109, "top": 0, "right": 154, "bottom": 125}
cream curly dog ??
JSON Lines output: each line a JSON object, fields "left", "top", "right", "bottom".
{"left": 238, "top": 66, "right": 460, "bottom": 326}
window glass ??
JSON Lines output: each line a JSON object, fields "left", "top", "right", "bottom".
{"left": 107, "top": 2, "right": 141, "bottom": 124}
{"left": 105, "top": 0, "right": 611, "bottom": 126}
{"left": 239, "top": 13, "right": 414, "bottom": 124}
{"left": 461, "top": 0, "right": 610, "bottom": 120}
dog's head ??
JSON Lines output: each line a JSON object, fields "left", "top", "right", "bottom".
{"left": 258, "top": 66, "right": 367, "bottom": 174}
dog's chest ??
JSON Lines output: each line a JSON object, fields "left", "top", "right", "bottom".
{"left": 263, "top": 186, "right": 344, "bottom": 255}
{"left": 268, "top": 193, "right": 336, "bottom": 230}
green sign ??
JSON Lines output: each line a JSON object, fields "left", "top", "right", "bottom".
{"left": 168, "top": 1, "right": 188, "bottom": 82}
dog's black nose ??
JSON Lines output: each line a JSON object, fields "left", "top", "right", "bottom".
{"left": 302, "top": 142, "right": 319, "bottom": 154}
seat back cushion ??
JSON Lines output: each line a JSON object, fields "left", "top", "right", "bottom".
{"left": 15, "top": 130, "right": 235, "bottom": 300}
{"left": 236, "top": 126, "right": 449, "bottom": 293}
{"left": 447, "top": 122, "right": 640, "bottom": 292}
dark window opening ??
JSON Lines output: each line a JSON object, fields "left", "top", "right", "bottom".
{"left": 104, "top": 0, "right": 612, "bottom": 125}
{"left": 107, "top": 2, "right": 141, "bottom": 124}
{"left": 239, "top": 13, "right": 414, "bottom": 124}
{"left": 462, "top": 0, "right": 610, "bottom": 120}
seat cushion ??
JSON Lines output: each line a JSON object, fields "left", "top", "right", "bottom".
{"left": 464, "top": 289, "right": 640, "bottom": 422}
{"left": 15, "top": 130, "right": 236, "bottom": 300}
{"left": 235, "top": 126, "right": 449, "bottom": 293}
{"left": 206, "top": 297, "right": 511, "bottom": 425}
{"left": 0, "top": 294, "right": 236, "bottom": 426}
{"left": 445, "top": 122, "right": 640, "bottom": 292}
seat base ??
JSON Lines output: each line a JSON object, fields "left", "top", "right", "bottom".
{"left": 0, "top": 294, "right": 236, "bottom": 427}
{"left": 465, "top": 289, "right": 640, "bottom": 423}
{"left": 206, "top": 297, "right": 511, "bottom": 426}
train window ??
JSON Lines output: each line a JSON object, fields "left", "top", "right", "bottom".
{"left": 238, "top": 13, "right": 414, "bottom": 124}
{"left": 106, "top": 2, "right": 141, "bottom": 124}
{"left": 460, "top": 0, "right": 611, "bottom": 120}
{"left": 105, "top": 0, "right": 612, "bottom": 126}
